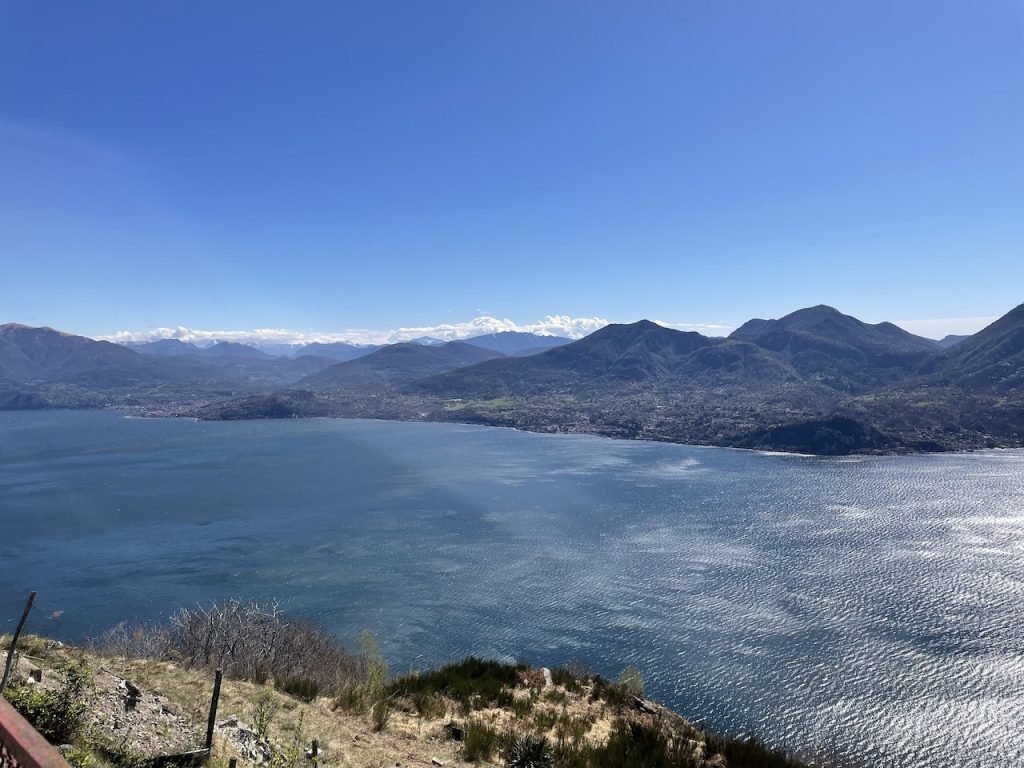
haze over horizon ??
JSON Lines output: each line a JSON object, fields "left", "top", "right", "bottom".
{"left": 2, "top": 2, "right": 1022, "bottom": 339}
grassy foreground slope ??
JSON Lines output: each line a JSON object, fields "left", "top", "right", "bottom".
{"left": 0, "top": 602, "right": 839, "bottom": 768}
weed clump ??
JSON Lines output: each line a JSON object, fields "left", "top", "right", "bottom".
{"left": 370, "top": 698, "right": 392, "bottom": 732}
{"left": 462, "top": 719, "right": 499, "bottom": 763}
{"left": 388, "top": 657, "right": 526, "bottom": 712}
{"left": 705, "top": 732, "right": 808, "bottom": 768}
{"left": 274, "top": 675, "right": 320, "bottom": 702}
{"left": 5, "top": 659, "right": 93, "bottom": 744}
{"left": 511, "top": 692, "right": 536, "bottom": 718}
{"left": 250, "top": 687, "right": 280, "bottom": 740}
{"left": 617, "top": 665, "right": 645, "bottom": 698}
{"left": 550, "top": 666, "right": 585, "bottom": 694}
{"left": 506, "top": 734, "right": 553, "bottom": 768}
{"left": 411, "top": 689, "right": 446, "bottom": 719}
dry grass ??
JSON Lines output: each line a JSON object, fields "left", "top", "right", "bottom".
{"left": 88, "top": 651, "right": 499, "bottom": 767}
{"left": 5, "top": 636, "right": 810, "bottom": 768}
{"left": 5, "top": 637, "right": 480, "bottom": 766}
{"left": 3, "top": 637, "right": 644, "bottom": 767}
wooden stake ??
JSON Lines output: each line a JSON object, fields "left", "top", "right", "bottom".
{"left": 1, "top": 591, "right": 36, "bottom": 692}
{"left": 204, "top": 669, "right": 223, "bottom": 750}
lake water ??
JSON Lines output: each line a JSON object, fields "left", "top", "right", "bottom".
{"left": 1, "top": 410, "right": 1023, "bottom": 766}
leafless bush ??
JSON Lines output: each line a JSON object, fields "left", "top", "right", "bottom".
{"left": 92, "top": 622, "right": 174, "bottom": 665}
{"left": 96, "top": 599, "right": 359, "bottom": 696}
{"left": 166, "top": 599, "right": 357, "bottom": 693}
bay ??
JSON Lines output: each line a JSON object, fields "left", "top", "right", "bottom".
{"left": 1, "top": 410, "right": 1023, "bottom": 766}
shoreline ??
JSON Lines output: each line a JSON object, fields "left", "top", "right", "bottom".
{"left": 181, "top": 408, "right": 1017, "bottom": 459}
{"left": 3, "top": 404, "right": 1017, "bottom": 458}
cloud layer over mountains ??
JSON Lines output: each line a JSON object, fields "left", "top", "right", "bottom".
{"left": 95, "top": 312, "right": 1001, "bottom": 350}
{"left": 102, "top": 315, "right": 612, "bottom": 347}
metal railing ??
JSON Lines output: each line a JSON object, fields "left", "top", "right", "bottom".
{"left": 0, "top": 696, "right": 71, "bottom": 768}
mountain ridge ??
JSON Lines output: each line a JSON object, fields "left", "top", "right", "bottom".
{"left": 461, "top": 331, "right": 572, "bottom": 356}
{"left": 299, "top": 341, "right": 507, "bottom": 391}
{"left": 729, "top": 305, "right": 938, "bottom": 389}
{"left": 3, "top": 304, "right": 1021, "bottom": 455}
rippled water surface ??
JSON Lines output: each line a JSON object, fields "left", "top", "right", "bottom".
{"left": 2, "top": 410, "right": 1023, "bottom": 766}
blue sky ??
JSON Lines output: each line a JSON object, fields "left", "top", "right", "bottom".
{"left": 1, "top": 1, "right": 1022, "bottom": 341}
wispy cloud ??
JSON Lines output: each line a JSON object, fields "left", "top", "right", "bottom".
{"left": 100, "top": 315, "right": 611, "bottom": 347}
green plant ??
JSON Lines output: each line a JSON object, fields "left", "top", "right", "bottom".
{"left": 617, "top": 665, "right": 644, "bottom": 698}
{"left": 555, "top": 713, "right": 590, "bottom": 748}
{"left": 497, "top": 724, "right": 520, "bottom": 755}
{"left": 506, "top": 734, "right": 553, "bottom": 768}
{"left": 597, "top": 720, "right": 677, "bottom": 768}
{"left": 331, "top": 680, "right": 363, "bottom": 713}
{"left": 554, "top": 719, "right": 708, "bottom": 768}
{"left": 550, "top": 741, "right": 592, "bottom": 768}
{"left": 6, "top": 659, "right": 93, "bottom": 744}
{"left": 359, "top": 630, "right": 389, "bottom": 701}
{"left": 543, "top": 687, "right": 569, "bottom": 706}
{"left": 387, "top": 657, "right": 525, "bottom": 712}
{"left": 275, "top": 675, "right": 320, "bottom": 702}
{"left": 324, "top": 631, "right": 392, "bottom": 715}
{"left": 511, "top": 693, "right": 534, "bottom": 718}
{"left": 59, "top": 742, "right": 95, "bottom": 768}
{"left": 371, "top": 697, "right": 392, "bottom": 732}
{"left": 704, "top": 733, "right": 807, "bottom": 768}
{"left": 412, "top": 689, "right": 445, "bottom": 719}
{"left": 532, "top": 708, "right": 558, "bottom": 732}
{"left": 0, "top": 634, "right": 54, "bottom": 662}
{"left": 104, "top": 745, "right": 148, "bottom": 768}
{"left": 271, "top": 709, "right": 307, "bottom": 768}
{"left": 462, "top": 720, "right": 499, "bottom": 763}
{"left": 550, "top": 666, "right": 585, "bottom": 694}
{"left": 589, "top": 675, "right": 630, "bottom": 709}
{"left": 250, "top": 687, "right": 279, "bottom": 741}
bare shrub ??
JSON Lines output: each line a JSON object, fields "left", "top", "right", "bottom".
{"left": 92, "top": 622, "right": 173, "bottom": 665}
{"left": 97, "top": 599, "right": 358, "bottom": 696}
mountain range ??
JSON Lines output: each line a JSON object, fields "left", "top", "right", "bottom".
{"left": 300, "top": 342, "right": 506, "bottom": 391}
{"left": 2, "top": 306, "right": 1021, "bottom": 454}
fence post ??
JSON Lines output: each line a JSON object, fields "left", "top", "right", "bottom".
{"left": 1, "top": 591, "right": 36, "bottom": 692}
{"left": 204, "top": 669, "right": 223, "bottom": 751}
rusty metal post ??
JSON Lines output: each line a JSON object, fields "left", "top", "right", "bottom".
{"left": 1, "top": 592, "right": 36, "bottom": 692}
{"left": 204, "top": 669, "right": 223, "bottom": 751}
